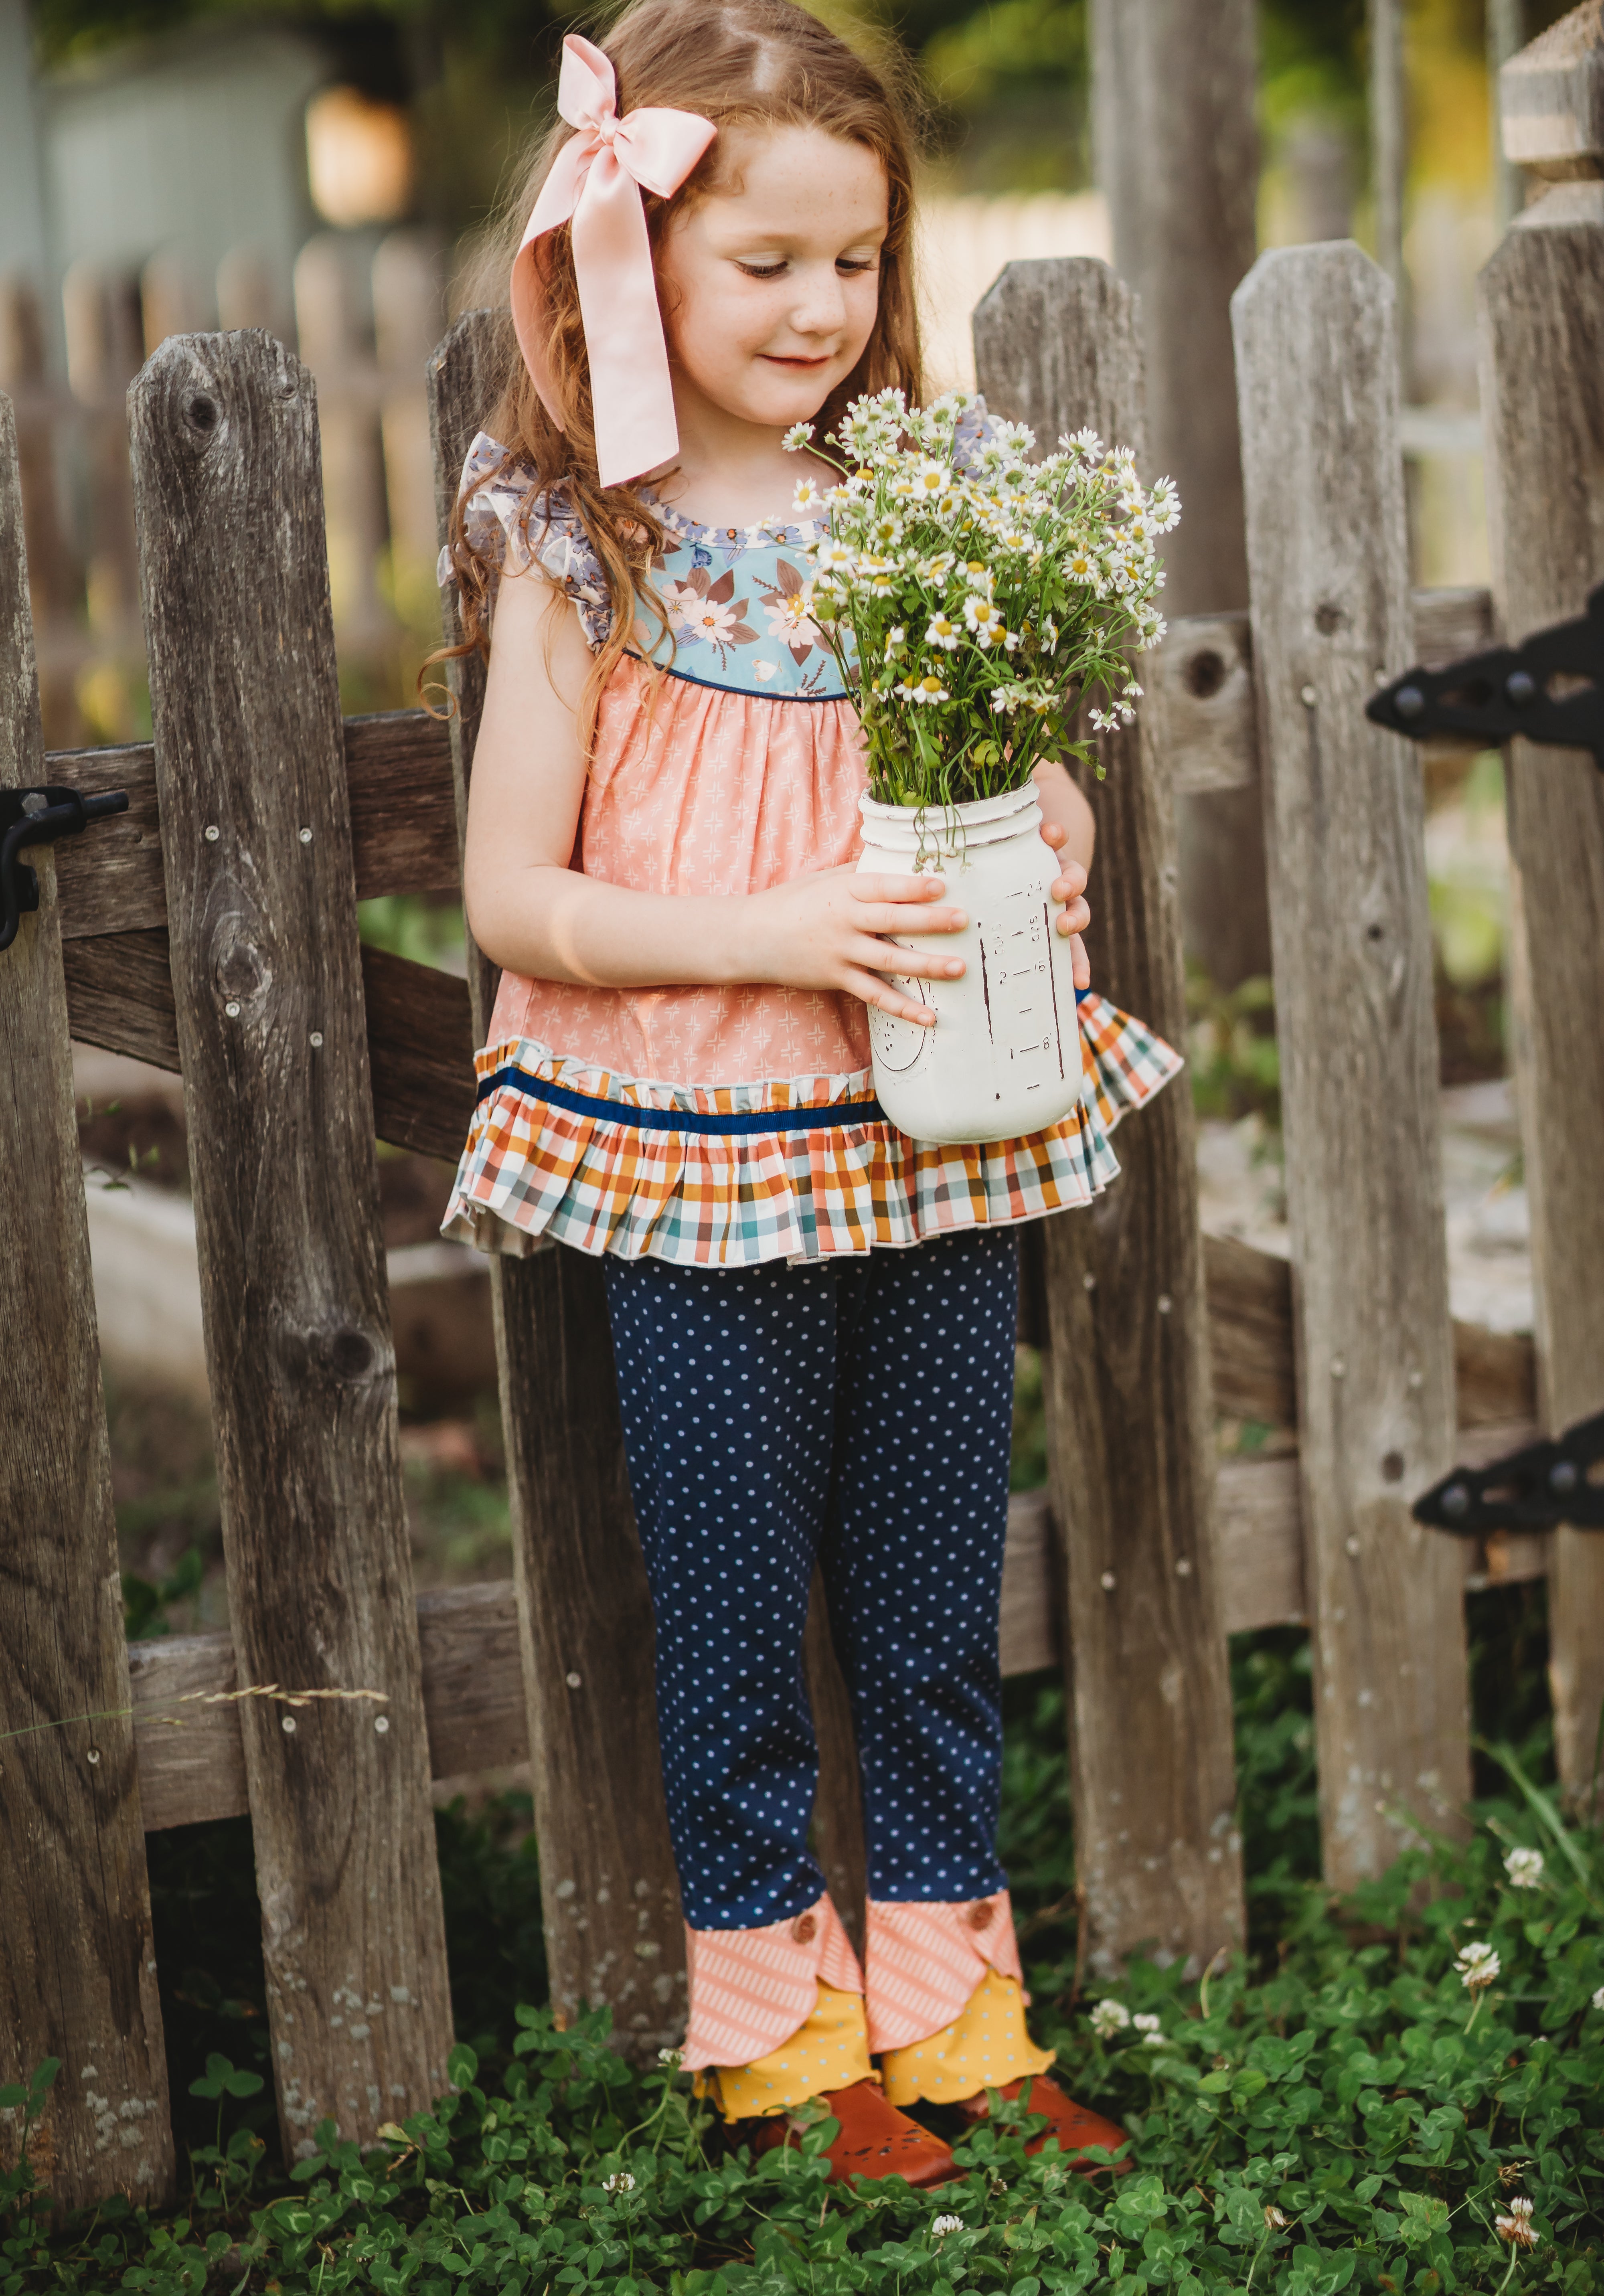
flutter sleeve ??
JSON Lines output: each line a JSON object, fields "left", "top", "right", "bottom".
{"left": 950, "top": 394, "right": 1032, "bottom": 475}
{"left": 437, "top": 430, "right": 612, "bottom": 651}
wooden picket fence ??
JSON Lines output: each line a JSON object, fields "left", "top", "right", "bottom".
{"left": 2, "top": 232, "right": 1600, "bottom": 2213}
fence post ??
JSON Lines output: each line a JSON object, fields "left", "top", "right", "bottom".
{"left": 1478, "top": 34, "right": 1604, "bottom": 1800}
{"left": 0, "top": 392, "right": 173, "bottom": 2207}
{"left": 427, "top": 314, "right": 690, "bottom": 2052}
{"left": 974, "top": 258, "right": 1244, "bottom": 1974}
{"left": 127, "top": 331, "right": 454, "bottom": 2161}
{"left": 1233, "top": 244, "right": 1468, "bottom": 1885}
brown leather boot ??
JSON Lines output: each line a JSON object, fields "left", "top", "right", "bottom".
{"left": 743, "top": 2077, "right": 958, "bottom": 2187}
{"left": 958, "top": 2073, "right": 1130, "bottom": 2170}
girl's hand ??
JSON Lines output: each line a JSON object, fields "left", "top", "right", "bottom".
{"left": 1041, "top": 819, "right": 1093, "bottom": 993}
{"left": 747, "top": 867, "right": 970, "bottom": 1027}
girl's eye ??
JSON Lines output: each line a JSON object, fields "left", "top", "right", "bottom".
{"left": 738, "top": 261, "right": 788, "bottom": 279}
{"left": 836, "top": 257, "right": 878, "bottom": 276}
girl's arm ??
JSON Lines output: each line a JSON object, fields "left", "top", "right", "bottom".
{"left": 462, "top": 569, "right": 1025, "bottom": 1026}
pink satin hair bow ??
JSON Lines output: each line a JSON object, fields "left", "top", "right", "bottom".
{"left": 511, "top": 34, "right": 716, "bottom": 489}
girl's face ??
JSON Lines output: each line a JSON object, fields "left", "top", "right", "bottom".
{"left": 656, "top": 125, "right": 889, "bottom": 435}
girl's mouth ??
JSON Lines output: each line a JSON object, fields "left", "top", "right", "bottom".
{"left": 762, "top": 353, "right": 834, "bottom": 369}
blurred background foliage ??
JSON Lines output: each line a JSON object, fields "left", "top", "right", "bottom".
{"left": 30, "top": 0, "right": 1576, "bottom": 213}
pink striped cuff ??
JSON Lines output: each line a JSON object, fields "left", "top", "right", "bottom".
{"left": 864, "top": 1889, "right": 1028, "bottom": 2052}
{"left": 682, "top": 1892, "right": 863, "bottom": 2071}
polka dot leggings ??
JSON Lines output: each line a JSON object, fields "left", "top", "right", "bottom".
{"left": 602, "top": 1227, "right": 1020, "bottom": 1933}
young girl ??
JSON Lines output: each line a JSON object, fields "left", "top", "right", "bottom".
{"left": 439, "top": 0, "right": 1179, "bottom": 2188}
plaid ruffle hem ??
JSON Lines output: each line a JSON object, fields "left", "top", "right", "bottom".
{"left": 442, "top": 989, "right": 1182, "bottom": 1269}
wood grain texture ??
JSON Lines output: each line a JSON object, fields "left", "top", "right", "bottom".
{"left": 429, "top": 311, "right": 688, "bottom": 2053}
{"left": 0, "top": 393, "right": 173, "bottom": 2209}
{"left": 1233, "top": 244, "right": 1469, "bottom": 1883}
{"left": 63, "top": 927, "right": 181, "bottom": 1070}
{"left": 127, "top": 330, "right": 453, "bottom": 2162}
{"left": 1478, "top": 209, "right": 1604, "bottom": 1794}
{"left": 1092, "top": 0, "right": 1270, "bottom": 988}
{"left": 44, "top": 711, "right": 459, "bottom": 941}
{"left": 974, "top": 259, "right": 1244, "bottom": 1975}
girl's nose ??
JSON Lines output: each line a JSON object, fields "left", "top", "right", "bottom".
{"left": 786, "top": 261, "right": 848, "bottom": 341}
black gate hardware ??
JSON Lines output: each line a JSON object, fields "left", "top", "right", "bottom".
{"left": 1367, "top": 584, "right": 1604, "bottom": 770}
{"left": 0, "top": 785, "right": 129, "bottom": 955}
{"left": 1414, "top": 1409, "right": 1604, "bottom": 1536}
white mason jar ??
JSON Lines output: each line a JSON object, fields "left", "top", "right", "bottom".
{"left": 856, "top": 786, "right": 1087, "bottom": 1145}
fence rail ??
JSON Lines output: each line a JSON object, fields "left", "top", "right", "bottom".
{"left": 2, "top": 236, "right": 1601, "bottom": 2212}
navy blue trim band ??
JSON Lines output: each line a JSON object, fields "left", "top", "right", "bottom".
{"left": 476, "top": 1062, "right": 886, "bottom": 1135}
{"left": 624, "top": 649, "right": 849, "bottom": 704}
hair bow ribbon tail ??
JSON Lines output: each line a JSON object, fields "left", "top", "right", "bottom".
{"left": 511, "top": 34, "right": 715, "bottom": 489}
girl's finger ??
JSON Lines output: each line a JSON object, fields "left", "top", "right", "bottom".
{"left": 1050, "top": 859, "right": 1088, "bottom": 897}
{"left": 1071, "top": 933, "right": 1091, "bottom": 990}
{"left": 850, "top": 872, "right": 950, "bottom": 904}
{"left": 842, "top": 968, "right": 940, "bottom": 1024}
{"left": 1053, "top": 896, "right": 1091, "bottom": 936}
{"left": 857, "top": 903, "right": 968, "bottom": 937}
{"left": 854, "top": 937, "right": 964, "bottom": 980}
{"left": 1040, "top": 820, "right": 1068, "bottom": 847}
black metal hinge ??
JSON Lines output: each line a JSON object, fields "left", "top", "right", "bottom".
{"left": 0, "top": 785, "right": 129, "bottom": 954}
{"left": 1367, "top": 585, "right": 1604, "bottom": 769}
{"left": 1414, "top": 1409, "right": 1604, "bottom": 1536}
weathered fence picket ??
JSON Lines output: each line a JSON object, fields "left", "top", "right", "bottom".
{"left": 975, "top": 258, "right": 1244, "bottom": 1976}
{"left": 0, "top": 391, "right": 174, "bottom": 2211}
{"left": 1233, "top": 243, "right": 1470, "bottom": 1885}
{"left": 1478, "top": 193, "right": 1604, "bottom": 1802}
{"left": 127, "top": 331, "right": 453, "bottom": 2161}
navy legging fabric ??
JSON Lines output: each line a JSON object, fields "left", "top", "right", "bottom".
{"left": 602, "top": 1227, "right": 1019, "bottom": 1932}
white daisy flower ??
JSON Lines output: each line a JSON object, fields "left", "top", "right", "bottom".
{"left": 791, "top": 478, "right": 824, "bottom": 515}
{"left": 895, "top": 674, "right": 950, "bottom": 705}
{"left": 782, "top": 422, "right": 815, "bottom": 451}
{"left": 926, "top": 612, "right": 962, "bottom": 652}
{"left": 884, "top": 625, "right": 907, "bottom": 660}
{"left": 964, "top": 596, "right": 1010, "bottom": 649}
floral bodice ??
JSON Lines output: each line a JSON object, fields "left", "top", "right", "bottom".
{"left": 445, "top": 403, "right": 1001, "bottom": 703}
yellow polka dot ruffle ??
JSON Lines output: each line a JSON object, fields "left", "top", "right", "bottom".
{"left": 699, "top": 1982, "right": 875, "bottom": 2122}
{"left": 880, "top": 1966, "right": 1055, "bottom": 2106}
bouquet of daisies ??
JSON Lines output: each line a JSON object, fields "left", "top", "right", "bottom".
{"left": 782, "top": 390, "right": 1178, "bottom": 809}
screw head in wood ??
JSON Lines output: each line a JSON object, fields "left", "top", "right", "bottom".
{"left": 1100, "top": 1571, "right": 1116, "bottom": 1591}
{"left": 282, "top": 1714, "right": 297, "bottom": 1733}
{"left": 1331, "top": 1357, "right": 1346, "bottom": 1378}
{"left": 86, "top": 1748, "right": 100, "bottom": 1764}
{"left": 1175, "top": 1556, "right": 1192, "bottom": 1576}
{"left": 374, "top": 1715, "right": 389, "bottom": 1734}
{"left": 1345, "top": 1536, "right": 1361, "bottom": 1557}
{"left": 1083, "top": 1272, "right": 1096, "bottom": 1292}
{"left": 224, "top": 1000, "right": 241, "bottom": 1018}
{"left": 310, "top": 1032, "right": 324, "bottom": 1048}
{"left": 566, "top": 1672, "right": 582, "bottom": 1688}
{"left": 1300, "top": 683, "right": 1318, "bottom": 707}
{"left": 298, "top": 827, "right": 313, "bottom": 844}
{"left": 205, "top": 825, "right": 220, "bottom": 842}
{"left": 1157, "top": 1293, "right": 1173, "bottom": 1315}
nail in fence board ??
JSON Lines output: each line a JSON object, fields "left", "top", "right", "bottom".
{"left": 428, "top": 312, "right": 687, "bottom": 2051}
{"left": 973, "top": 259, "right": 1245, "bottom": 1972}
{"left": 126, "top": 332, "right": 453, "bottom": 2162}
{"left": 1233, "top": 245, "right": 1468, "bottom": 1884}
{"left": 1478, "top": 202, "right": 1604, "bottom": 1796}
{"left": 0, "top": 393, "right": 174, "bottom": 2209}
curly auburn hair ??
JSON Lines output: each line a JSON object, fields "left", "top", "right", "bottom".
{"left": 433, "top": 0, "right": 926, "bottom": 746}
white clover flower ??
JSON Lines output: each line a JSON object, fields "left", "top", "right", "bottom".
{"left": 782, "top": 422, "right": 815, "bottom": 452}
{"left": 1264, "top": 2206, "right": 1290, "bottom": 2231}
{"left": 1142, "top": 2031, "right": 1167, "bottom": 2048}
{"left": 602, "top": 2170, "right": 636, "bottom": 2195}
{"left": 1090, "top": 1999, "right": 1131, "bottom": 2038}
{"left": 926, "top": 612, "right": 962, "bottom": 652}
{"left": 1592, "top": 1987, "right": 1604, "bottom": 2011}
{"left": 932, "top": 2213, "right": 964, "bottom": 2239}
{"left": 1132, "top": 2013, "right": 1162, "bottom": 2033}
{"left": 1504, "top": 1848, "right": 1544, "bottom": 1889}
{"left": 1456, "top": 1941, "right": 1501, "bottom": 1992}
{"left": 1496, "top": 2198, "right": 1537, "bottom": 2249}
{"left": 657, "top": 2046, "right": 683, "bottom": 2069}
